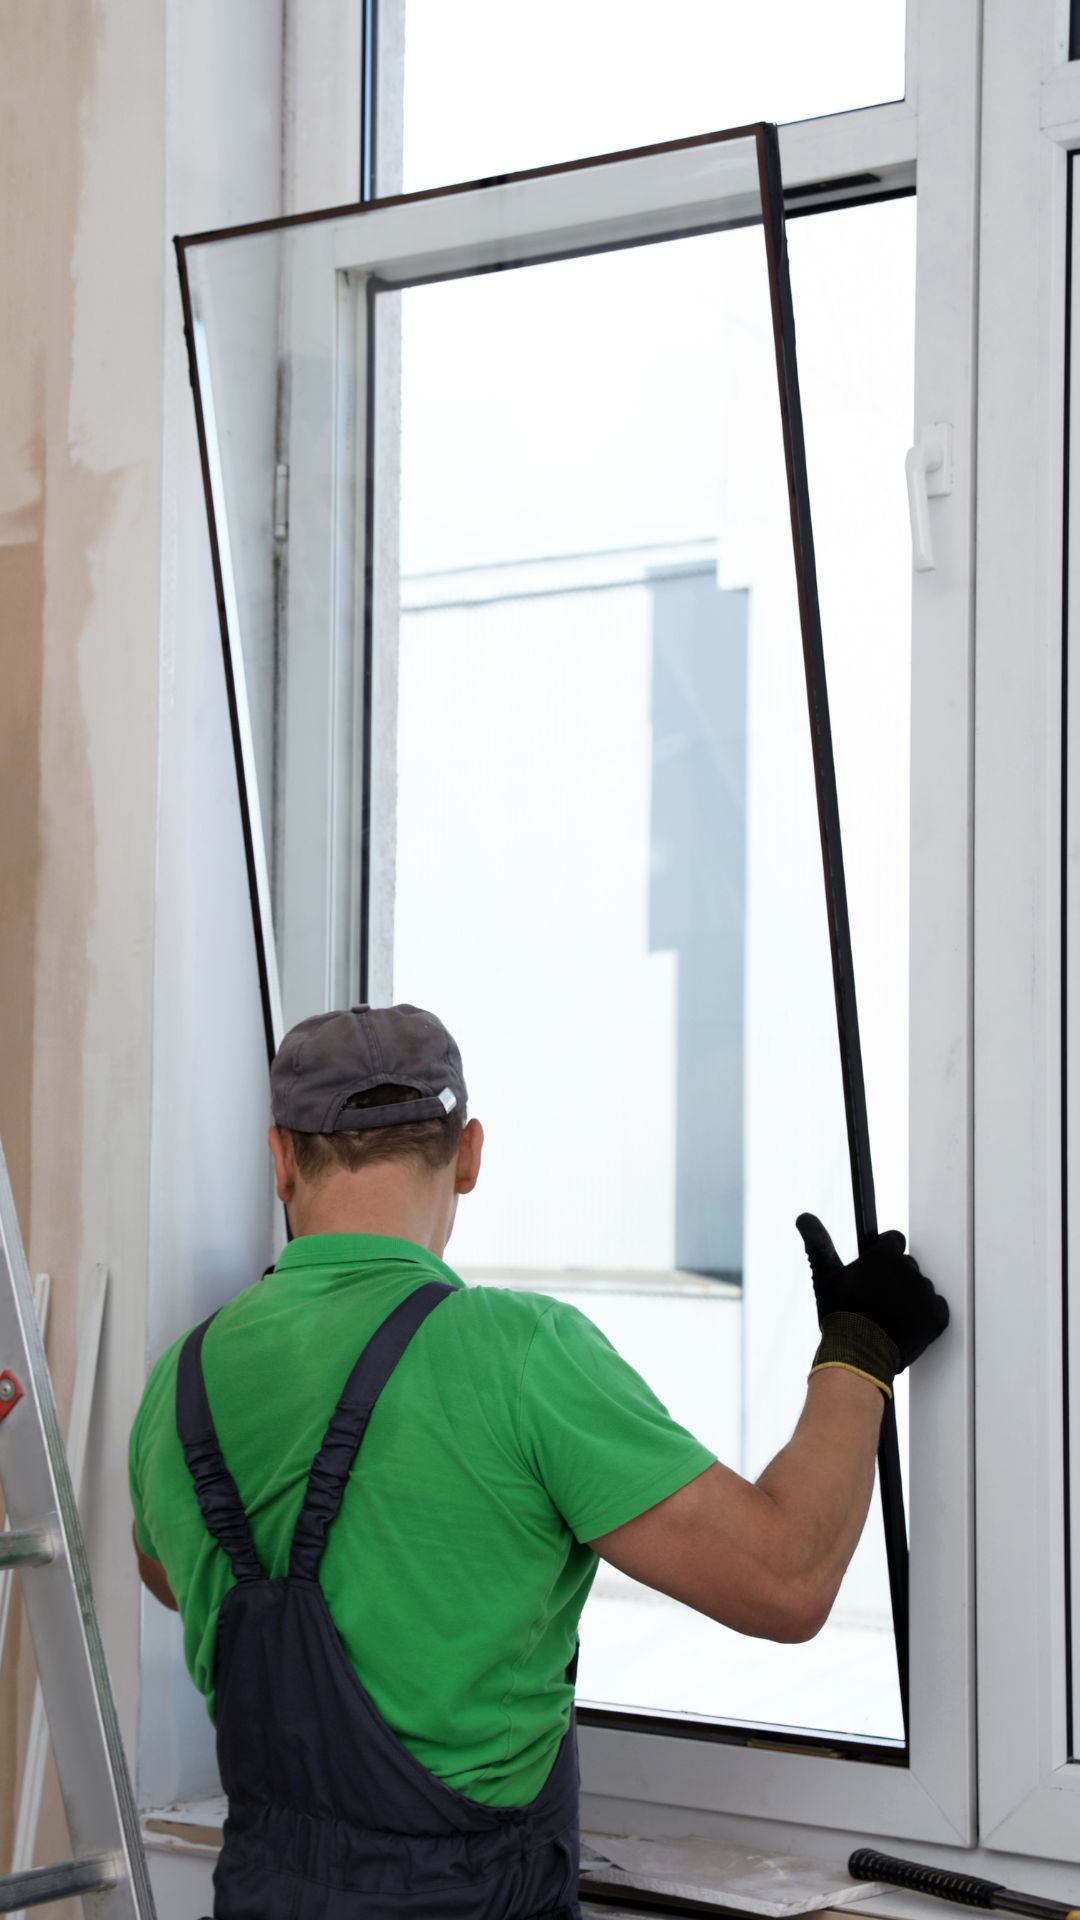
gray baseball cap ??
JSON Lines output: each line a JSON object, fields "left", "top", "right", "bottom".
{"left": 270, "top": 1004, "right": 467, "bottom": 1134}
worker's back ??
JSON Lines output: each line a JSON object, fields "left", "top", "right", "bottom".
{"left": 129, "top": 1231, "right": 715, "bottom": 1808}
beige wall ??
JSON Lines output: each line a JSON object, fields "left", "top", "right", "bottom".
{"left": 0, "top": 0, "right": 164, "bottom": 1862}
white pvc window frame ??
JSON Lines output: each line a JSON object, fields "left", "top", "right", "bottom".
{"left": 975, "top": 0, "right": 1080, "bottom": 1864}
{"left": 371, "top": 0, "right": 980, "bottom": 1850}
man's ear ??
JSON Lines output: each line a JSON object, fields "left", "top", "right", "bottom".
{"left": 454, "top": 1117, "right": 484, "bottom": 1196}
{"left": 268, "top": 1124, "right": 297, "bottom": 1205}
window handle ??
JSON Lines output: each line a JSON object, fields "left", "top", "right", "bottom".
{"left": 905, "top": 422, "right": 954, "bottom": 572}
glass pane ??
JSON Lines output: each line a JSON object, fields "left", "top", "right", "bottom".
{"left": 384, "top": 223, "right": 906, "bottom": 1740}
{"left": 402, "top": 0, "right": 906, "bottom": 192}
{"left": 180, "top": 135, "right": 910, "bottom": 1747}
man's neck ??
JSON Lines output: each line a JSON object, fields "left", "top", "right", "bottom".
{"left": 287, "top": 1166, "right": 451, "bottom": 1258}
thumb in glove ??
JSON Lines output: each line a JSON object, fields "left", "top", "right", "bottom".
{"left": 796, "top": 1212, "right": 949, "bottom": 1396}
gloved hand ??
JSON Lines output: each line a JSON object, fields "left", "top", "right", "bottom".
{"left": 795, "top": 1214, "right": 950, "bottom": 1399}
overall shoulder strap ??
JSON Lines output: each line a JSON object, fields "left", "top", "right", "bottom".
{"left": 176, "top": 1313, "right": 264, "bottom": 1584}
{"left": 288, "top": 1280, "right": 455, "bottom": 1581}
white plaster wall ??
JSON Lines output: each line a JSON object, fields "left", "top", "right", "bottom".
{"left": 138, "top": 0, "right": 287, "bottom": 1811}
{"left": 139, "top": 0, "right": 369, "bottom": 1811}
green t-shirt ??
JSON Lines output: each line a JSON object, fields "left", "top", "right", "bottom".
{"left": 129, "top": 1233, "right": 715, "bottom": 1807}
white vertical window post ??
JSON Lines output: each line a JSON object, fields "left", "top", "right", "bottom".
{"left": 976, "top": 0, "right": 1080, "bottom": 1864}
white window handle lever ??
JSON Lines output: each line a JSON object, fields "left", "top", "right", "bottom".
{"left": 905, "top": 423, "right": 953, "bottom": 572}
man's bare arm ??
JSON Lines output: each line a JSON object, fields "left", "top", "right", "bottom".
{"left": 589, "top": 1367, "right": 882, "bottom": 1644}
{"left": 132, "top": 1521, "right": 179, "bottom": 1612}
{"left": 591, "top": 1216, "right": 950, "bottom": 1645}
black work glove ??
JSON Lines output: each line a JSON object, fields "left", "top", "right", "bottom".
{"left": 795, "top": 1214, "right": 950, "bottom": 1399}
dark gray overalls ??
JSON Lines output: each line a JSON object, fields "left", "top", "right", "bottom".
{"left": 176, "top": 1279, "right": 582, "bottom": 1920}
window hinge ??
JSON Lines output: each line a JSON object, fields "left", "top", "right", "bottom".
{"left": 274, "top": 463, "right": 289, "bottom": 542}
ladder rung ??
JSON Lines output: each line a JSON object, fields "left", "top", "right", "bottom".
{"left": 0, "top": 1528, "right": 53, "bottom": 1571}
{"left": 0, "top": 1853, "right": 121, "bottom": 1912}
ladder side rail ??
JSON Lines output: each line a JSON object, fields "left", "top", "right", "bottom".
{"left": 0, "top": 1274, "right": 50, "bottom": 1670}
{"left": 0, "top": 1147, "right": 155, "bottom": 1919}
{"left": 11, "top": 1266, "right": 110, "bottom": 1915}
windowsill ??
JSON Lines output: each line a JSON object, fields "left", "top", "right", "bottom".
{"left": 142, "top": 1798, "right": 225, "bottom": 1855}
{"left": 457, "top": 1266, "right": 742, "bottom": 1300}
{"left": 140, "top": 1804, "right": 907, "bottom": 1919}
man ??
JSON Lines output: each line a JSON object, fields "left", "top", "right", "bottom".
{"left": 130, "top": 1003, "right": 949, "bottom": 1920}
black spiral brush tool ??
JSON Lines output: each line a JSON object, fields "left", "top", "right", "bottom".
{"left": 849, "top": 1850, "right": 1080, "bottom": 1920}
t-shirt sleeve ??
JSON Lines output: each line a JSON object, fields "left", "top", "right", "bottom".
{"left": 516, "top": 1299, "right": 716, "bottom": 1541}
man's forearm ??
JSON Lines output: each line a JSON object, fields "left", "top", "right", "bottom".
{"left": 591, "top": 1219, "right": 944, "bottom": 1643}
{"left": 755, "top": 1367, "right": 884, "bottom": 1635}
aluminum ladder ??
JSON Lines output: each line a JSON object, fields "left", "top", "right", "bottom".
{"left": 0, "top": 1142, "right": 155, "bottom": 1917}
